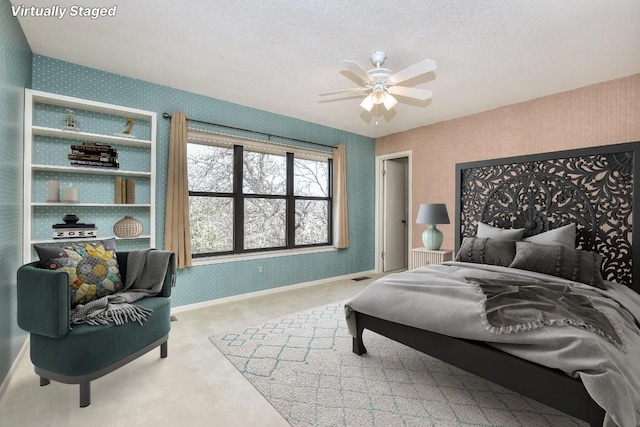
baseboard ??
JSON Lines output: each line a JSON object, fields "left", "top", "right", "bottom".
{"left": 171, "top": 270, "right": 376, "bottom": 314}
{"left": 0, "top": 336, "right": 29, "bottom": 402}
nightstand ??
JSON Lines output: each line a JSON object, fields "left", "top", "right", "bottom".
{"left": 411, "top": 248, "right": 453, "bottom": 269}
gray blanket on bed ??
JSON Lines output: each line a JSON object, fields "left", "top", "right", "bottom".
{"left": 467, "top": 276, "right": 623, "bottom": 349}
{"left": 345, "top": 262, "right": 640, "bottom": 427}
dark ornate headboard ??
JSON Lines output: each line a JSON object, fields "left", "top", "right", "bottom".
{"left": 455, "top": 141, "right": 640, "bottom": 292}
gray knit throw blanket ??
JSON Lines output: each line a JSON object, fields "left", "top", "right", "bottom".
{"left": 70, "top": 249, "right": 173, "bottom": 326}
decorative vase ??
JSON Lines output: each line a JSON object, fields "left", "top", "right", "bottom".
{"left": 113, "top": 216, "right": 143, "bottom": 238}
{"left": 63, "top": 214, "right": 79, "bottom": 224}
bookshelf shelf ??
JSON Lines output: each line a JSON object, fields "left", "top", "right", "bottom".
{"left": 24, "top": 89, "right": 156, "bottom": 262}
{"left": 32, "top": 164, "right": 152, "bottom": 177}
{"left": 30, "top": 90, "right": 152, "bottom": 119}
{"left": 31, "top": 235, "right": 152, "bottom": 245}
{"left": 31, "top": 202, "right": 152, "bottom": 207}
{"left": 33, "top": 125, "right": 152, "bottom": 147}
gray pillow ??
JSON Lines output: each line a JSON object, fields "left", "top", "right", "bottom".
{"left": 477, "top": 222, "right": 525, "bottom": 240}
{"left": 456, "top": 237, "right": 517, "bottom": 267}
{"left": 523, "top": 223, "right": 576, "bottom": 249}
{"left": 509, "top": 241, "right": 605, "bottom": 289}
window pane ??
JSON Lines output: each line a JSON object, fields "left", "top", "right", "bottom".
{"left": 295, "top": 200, "right": 329, "bottom": 245}
{"left": 294, "top": 157, "right": 329, "bottom": 197}
{"left": 244, "top": 198, "right": 286, "bottom": 249}
{"left": 189, "top": 196, "right": 233, "bottom": 253}
{"left": 187, "top": 143, "right": 233, "bottom": 193}
{"left": 243, "top": 150, "right": 286, "bottom": 195}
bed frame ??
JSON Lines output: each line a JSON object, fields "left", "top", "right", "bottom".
{"left": 352, "top": 141, "right": 640, "bottom": 426}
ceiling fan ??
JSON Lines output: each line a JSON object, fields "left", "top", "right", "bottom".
{"left": 320, "top": 51, "right": 437, "bottom": 112}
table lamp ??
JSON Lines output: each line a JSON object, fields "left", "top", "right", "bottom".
{"left": 416, "top": 203, "right": 450, "bottom": 250}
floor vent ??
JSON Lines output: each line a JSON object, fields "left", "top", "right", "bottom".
{"left": 170, "top": 316, "right": 178, "bottom": 322}
{"left": 351, "top": 276, "right": 371, "bottom": 281}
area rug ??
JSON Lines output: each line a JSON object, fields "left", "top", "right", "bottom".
{"left": 210, "top": 303, "right": 586, "bottom": 427}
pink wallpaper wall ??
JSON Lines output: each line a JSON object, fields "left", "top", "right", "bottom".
{"left": 376, "top": 73, "right": 640, "bottom": 251}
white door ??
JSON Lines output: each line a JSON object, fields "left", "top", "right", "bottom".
{"left": 383, "top": 158, "right": 408, "bottom": 271}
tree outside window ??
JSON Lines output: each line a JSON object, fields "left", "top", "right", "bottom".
{"left": 187, "top": 141, "right": 332, "bottom": 257}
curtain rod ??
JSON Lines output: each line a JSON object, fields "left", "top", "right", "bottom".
{"left": 162, "top": 112, "right": 336, "bottom": 150}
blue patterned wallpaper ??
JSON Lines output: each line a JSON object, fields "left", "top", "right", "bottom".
{"left": 0, "top": 0, "right": 32, "bottom": 387}
{"left": 33, "top": 55, "right": 375, "bottom": 307}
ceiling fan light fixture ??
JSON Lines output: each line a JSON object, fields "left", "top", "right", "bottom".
{"left": 383, "top": 93, "right": 398, "bottom": 110}
{"left": 325, "top": 50, "right": 437, "bottom": 114}
{"left": 372, "top": 90, "right": 385, "bottom": 105}
{"left": 360, "top": 94, "right": 374, "bottom": 112}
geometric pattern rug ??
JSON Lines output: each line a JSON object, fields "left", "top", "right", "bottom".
{"left": 210, "top": 303, "right": 587, "bottom": 427}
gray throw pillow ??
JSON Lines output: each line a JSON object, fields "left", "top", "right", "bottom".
{"left": 456, "top": 237, "right": 517, "bottom": 267}
{"left": 523, "top": 223, "right": 576, "bottom": 249}
{"left": 509, "top": 241, "right": 605, "bottom": 289}
{"left": 477, "top": 222, "right": 525, "bottom": 240}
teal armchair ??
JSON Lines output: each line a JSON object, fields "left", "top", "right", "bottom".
{"left": 17, "top": 251, "right": 176, "bottom": 407}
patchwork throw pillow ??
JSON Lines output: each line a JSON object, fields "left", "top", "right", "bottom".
{"left": 509, "top": 241, "right": 605, "bottom": 289}
{"left": 477, "top": 222, "right": 525, "bottom": 240}
{"left": 35, "top": 239, "right": 123, "bottom": 306}
{"left": 455, "top": 237, "right": 517, "bottom": 267}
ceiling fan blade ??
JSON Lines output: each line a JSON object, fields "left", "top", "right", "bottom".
{"left": 340, "top": 60, "right": 374, "bottom": 83}
{"left": 389, "top": 59, "right": 437, "bottom": 84}
{"left": 388, "top": 86, "right": 433, "bottom": 101}
{"left": 319, "top": 87, "right": 369, "bottom": 96}
{"left": 360, "top": 94, "right": 374, "bottom": 112}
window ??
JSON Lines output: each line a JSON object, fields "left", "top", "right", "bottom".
{"left": 187, "top": 132, "right": 332, "bottom": 257}
{"left": 294, "top": 156, "right": 330, "bottom": 245}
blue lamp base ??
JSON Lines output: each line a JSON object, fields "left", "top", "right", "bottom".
{"left": 422, "top": 224, "right": 443, "bottom": 250}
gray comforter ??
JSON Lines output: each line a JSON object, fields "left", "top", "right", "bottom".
{"left": 345, "top": 262, "right": 640, "bottom": 427}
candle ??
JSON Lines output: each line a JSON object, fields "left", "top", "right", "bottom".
{"left": 47, "top": 180, "right": 60, "bottom": 202}
{"left": 63, "top": 187, "right": 78, "bottom": 203}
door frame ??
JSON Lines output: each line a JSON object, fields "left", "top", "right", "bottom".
{"left": 375, "top": 150, "right": 412, "bottom": 273}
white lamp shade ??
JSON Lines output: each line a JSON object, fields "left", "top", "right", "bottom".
{"left": 372, "top": 90, "right": 385, "bottom": 105}
{"left": 383, "top": 93, "right": 398, "bottom": 110}
{"left": 360, "top": 94, "right": 374, "bottom": 112}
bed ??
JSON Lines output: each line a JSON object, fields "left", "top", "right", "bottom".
{"left": 345, "top": 141, "right": 640, "bottom": 427}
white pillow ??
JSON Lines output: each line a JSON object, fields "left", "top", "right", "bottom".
{"left": 477, "top": 222, "right": 525, "bottom": 240}
{"left": 523, "top": 223, "right": 576, "bottom": 249}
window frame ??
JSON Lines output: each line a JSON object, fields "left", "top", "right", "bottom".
{"left": 188, "top": 136, "right": 333, "bottom": 258}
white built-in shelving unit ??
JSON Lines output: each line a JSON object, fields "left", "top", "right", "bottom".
{"left": 23, "top": 89, "right": 156, "bottom": 262}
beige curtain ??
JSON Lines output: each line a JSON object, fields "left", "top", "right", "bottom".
{"left": 332, "top": 144, "right": 349, "bottom": 248}
{"left": 164, "top": 111, "right": 192, "bottom": 268}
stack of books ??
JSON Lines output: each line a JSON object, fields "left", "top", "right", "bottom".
{"left": 114, "top": 176, "right": 136, "bottom": 204}
{"left": 52, "top": 223, "right": 98, "bottom": 239}
{"left": 69, "top": 142, "right": 119, "bottom": 168}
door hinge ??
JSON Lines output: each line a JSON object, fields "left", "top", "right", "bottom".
{"left": 381, "top": 252, "right": 385, "bottom": 258}
{"left": 382, "top": 169, "right": 386, "bottom": 176}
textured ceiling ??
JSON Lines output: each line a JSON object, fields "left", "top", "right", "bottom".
{"left": 12, "top": 0, "right": 640, "bottom": 138}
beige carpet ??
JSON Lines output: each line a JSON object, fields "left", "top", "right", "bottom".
{"left": 210, "top": 303, "right": 586, "bottom": 427}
